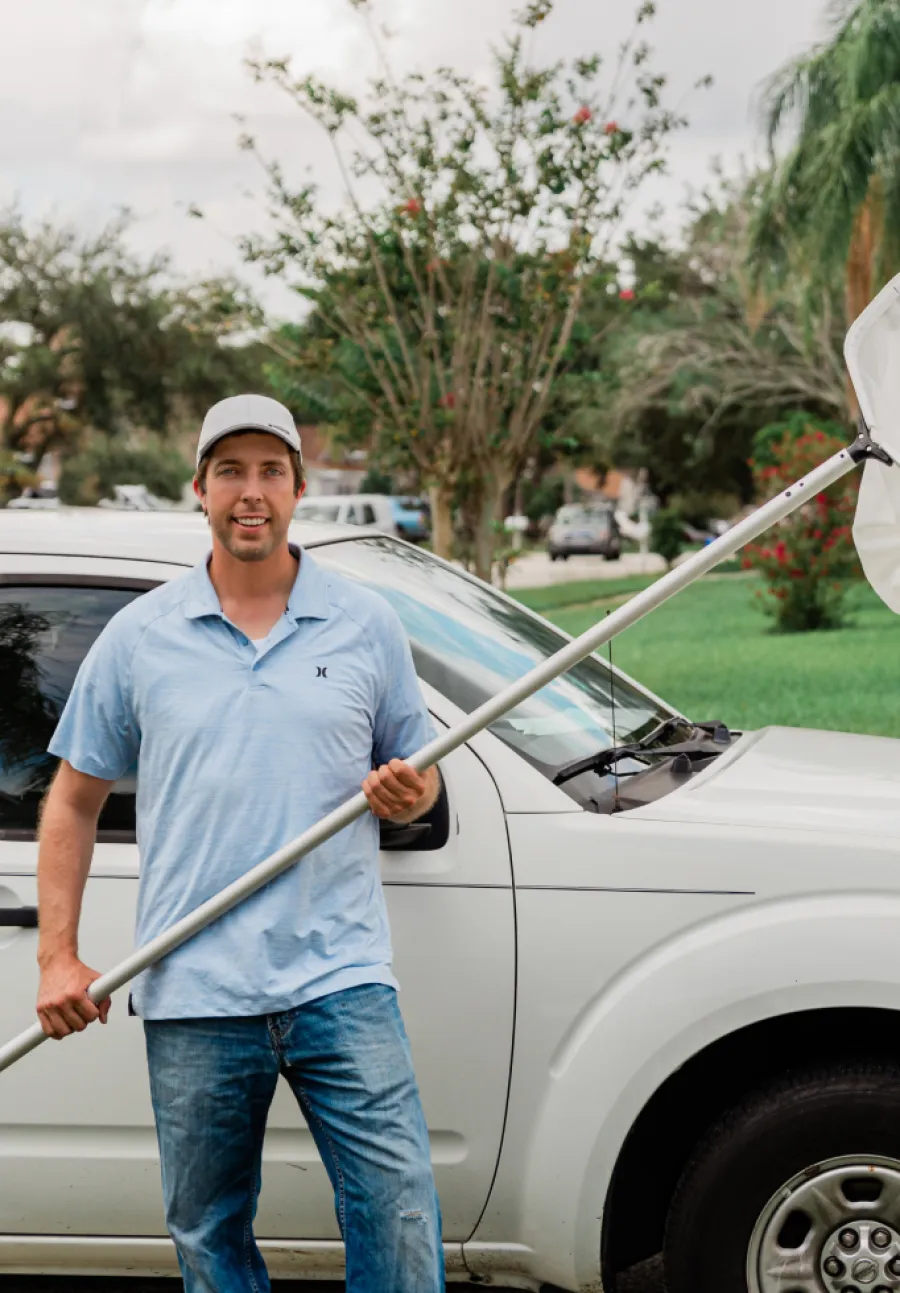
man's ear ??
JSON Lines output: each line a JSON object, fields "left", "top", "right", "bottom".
{"left": 295, "top": 479, "right": 307, "bottom": 504}
{"left": 192, "top": 476, "right": 206, "bottom": 512}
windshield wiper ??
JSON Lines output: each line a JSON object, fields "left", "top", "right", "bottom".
{"left": 552, "top": 719, "right": 731, "bottom": 788}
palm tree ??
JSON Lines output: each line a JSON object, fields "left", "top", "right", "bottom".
{"left": 750, "top": 0, "right": 900, "bottom": 393}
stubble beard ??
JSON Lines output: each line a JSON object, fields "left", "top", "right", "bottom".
{"left": 210, "top": 511, "right": 288, "bottom": 563}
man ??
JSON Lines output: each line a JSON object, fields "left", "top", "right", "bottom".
{"left": 35, "top": 394, "right": 444, "bottom": 1293}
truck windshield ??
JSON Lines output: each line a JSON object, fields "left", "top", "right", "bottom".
{"left": 315, "top": 537, "right": 680, "bottom": 793}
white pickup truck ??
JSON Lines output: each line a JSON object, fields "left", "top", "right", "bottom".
{"left": 2, "top": 508, "right": 900, "bottom": 1293}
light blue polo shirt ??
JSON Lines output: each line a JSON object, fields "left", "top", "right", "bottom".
{"left": 48, "top": 547, "right": 435, "bottom": 1020}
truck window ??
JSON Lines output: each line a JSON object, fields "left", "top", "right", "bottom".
{"left": 0, "top": 585, "right": 142, "bottom": 839}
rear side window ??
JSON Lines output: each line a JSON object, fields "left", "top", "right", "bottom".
{"left": 361, "top": 504, "right": 377, "bottom": 525}
{"left": 0, "top": 585, "right": 144, "bottom": 839}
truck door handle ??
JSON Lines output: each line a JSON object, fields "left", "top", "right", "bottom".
{"left": 0, "top": 907, "right": 38, "bottom": 928}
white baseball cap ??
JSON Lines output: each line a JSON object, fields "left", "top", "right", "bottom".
{"left": 196, "top": 394, "right": 302, "bottom": 468}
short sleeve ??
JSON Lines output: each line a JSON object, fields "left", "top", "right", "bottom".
{"left": 48, "top": 618, "right": 140, "bottom": 781}
{"left": 372, "top": 608, "right": 435, "bottom": 767}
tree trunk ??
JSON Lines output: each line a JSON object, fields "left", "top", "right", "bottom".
{"left": 428, "top": 483, "right": 454, "bottom": 560}
{"left": 472, "top": 490, "right": 495, "bottom": 584}
{"left": 513, "top": 474, "right": 525, "bottom": 517}
{"left": 471, "top": 470, "right": 512, "bottom": 584}
{"left": 511, "top": 473, "right": 526, "bottom": 551}
{"left": 845, "top": 195, "right": 878, "bottom": 417}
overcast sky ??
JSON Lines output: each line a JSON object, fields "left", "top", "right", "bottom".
{"left": 1, "top": 0, "right": 830, "bottom": 318}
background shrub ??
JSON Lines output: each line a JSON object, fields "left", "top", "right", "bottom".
{"left": 743, "top": 421, "right": 859, "bottom": 632}
{"left": 58, "top": 435, "right": 192, "bottom": 506}
{"left": 651, "top": 508, "right": 687, "bottom": 568}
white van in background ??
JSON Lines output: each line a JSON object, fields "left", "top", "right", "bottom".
{"left": 294, "top": 494, "right": 429, "bottom": 542}
{"left": 294, "top": 494, "right": 391, "bottom": 532}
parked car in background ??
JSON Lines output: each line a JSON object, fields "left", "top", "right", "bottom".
{"left": 389, "top": 495, "right": 430, "bottom": 542}
{"left": 295, "top": 493, "right": 430, "bottom": 542}
{"left": 547, "top": 502, "right": 621, "bottom": 560}
{"left": 294, "top": 493, "right": 392, "bottom": 535}
{"left": 5, "top": 494, "right": 59, "bottom": 511}
{"left": 95, "top": 484, "right": 174, "bottom": 511}
{"left": 5, "top": 510, "right": 900, "bottom": 1292}
{"left": 6, "top": 485, "right": 59, "bottom": 510}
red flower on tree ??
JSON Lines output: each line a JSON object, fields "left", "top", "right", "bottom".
{"left": 604, "top": 121, "right": 619, "bottom": 135}
{"left": 438, "top": 392, "right": 456, "bottom": 409}
{"left": 402, "top": 198, "right": 422, "bottom": 217}
{"left": 619, "top": 288, "right": 635, "bottom": 301}
{"left": 573, "top": 106, "right": 592, "bottom": 125}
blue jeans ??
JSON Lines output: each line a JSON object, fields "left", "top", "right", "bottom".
{"left": 144, "top": 984, "right": 444, "bottom": 1293}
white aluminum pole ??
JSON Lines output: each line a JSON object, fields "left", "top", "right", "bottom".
{"left": 0, "top": 444, "right": 863, "bottom": 1074}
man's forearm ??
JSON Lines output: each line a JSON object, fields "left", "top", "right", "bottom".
{"left": 37, "top": 785, "right": 100, "bottom": 966}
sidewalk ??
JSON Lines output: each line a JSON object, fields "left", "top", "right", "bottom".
{"left": 497, "top": 550, "right": 666, "bottom": 590}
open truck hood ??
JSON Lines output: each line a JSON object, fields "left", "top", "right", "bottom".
{"left": 633, "top": 726, "right": 900, "bottom": 839}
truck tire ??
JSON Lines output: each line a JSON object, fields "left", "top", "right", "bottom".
{"left": 664, "top": 1063, "right": 900, "bottom": 1293}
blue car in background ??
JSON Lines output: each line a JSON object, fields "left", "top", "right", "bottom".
{"left": 390, "top": 496, "right": 431, "bottom": 543}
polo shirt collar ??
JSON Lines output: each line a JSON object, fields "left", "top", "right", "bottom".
{"left": 285, "top": 547, "right": 329, "bottom": 622}
{"left": 183, "top": 545, "right": 329, "bottom": 622}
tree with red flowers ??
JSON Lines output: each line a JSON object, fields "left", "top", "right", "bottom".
{"left": 742, "top": 418, "right": 861, "bottom": 632}
{"left": 235, "top": 0, "right": 703, "bottom": 577}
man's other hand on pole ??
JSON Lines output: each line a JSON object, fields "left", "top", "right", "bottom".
{"left": 362, "top": 760, "right": 439, "bottom": 823}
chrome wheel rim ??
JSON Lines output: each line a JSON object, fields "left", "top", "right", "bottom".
{"left": 747, "top": 1155, "right": 900, "bottom": 1293}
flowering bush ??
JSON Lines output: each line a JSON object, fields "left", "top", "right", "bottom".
{"left": 742, "top": 422, "right": 860, "bottom": 632}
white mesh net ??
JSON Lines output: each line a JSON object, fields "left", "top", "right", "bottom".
{"left": 845, "top": 274, "right": 900, "bottom": 613}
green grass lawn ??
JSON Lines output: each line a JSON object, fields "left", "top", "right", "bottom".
{"left": 513, "top": 559, "right": 743, "bottom": 616}
{"left": 517, "top": 575, "right": 900, "bottom": 737}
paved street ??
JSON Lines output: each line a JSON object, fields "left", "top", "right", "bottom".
{"left": 4, "top": 1256, "right": 664, "bottom": 1291}
{"left": 0, "top": 1257, "right": 668, "bottom": 1291}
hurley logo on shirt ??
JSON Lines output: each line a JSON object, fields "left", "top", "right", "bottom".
{"left": 316, "top": 666, "right": 328, "bottom": 678}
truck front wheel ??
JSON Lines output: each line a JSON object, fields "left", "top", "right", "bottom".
{"left": 664, "top": 1063, "right": 900, "bottom": 1293}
